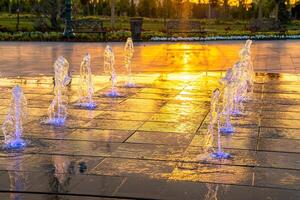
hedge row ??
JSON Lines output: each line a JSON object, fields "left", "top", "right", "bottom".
{"left": 1, "top": 30, "right": 300, "bottom": 42}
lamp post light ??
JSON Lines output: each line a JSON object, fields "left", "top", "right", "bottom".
{"left": 63, "top": 0, "right": 75, "bottom": 38}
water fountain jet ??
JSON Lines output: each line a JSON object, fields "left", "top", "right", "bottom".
{"left": 75, "top": 53, "right": 96, "bottom": 109}
{"left": 220, "top": 80, "right": 234, "bottom": 134}
{"left": 209, "top": 89, "right": 232, "bottom": 159}
{"left": 104, "top": 45, "right": 121, "bottom": 97}
{"left": 124, "top": 37, "right": 135, "bottom": 87}
{"left": 230, "top": 62, "right": 248, "bottom": 116}
{"left": 240, "top": 40, "right": 254, "bottom": 97}
{"left": 42, "top": 56, "right": 70, "bottom": 126}
{"left": 2, "top": 85, "right": 27, "bottom": 149}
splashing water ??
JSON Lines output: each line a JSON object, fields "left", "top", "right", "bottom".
{"left": 208, "top": 89, "right": 231, "bottom": 159}
{"left": 205, "top": 89, "right": 220, "bottom": 153}
{"left": 240, "top": 40, "right": 254, "bottom": 97}
{"left": 230, "top": 62, "right": 248, "bottom": 116}
{"left": 75, "top": 53, "right": 97, "bottom": 109}
{"left": 229, "top": 40, "right": 254, "bottom": 116}
{"left": 42, "top": 56, "right": 71, "bottom": 126}
{"left": 245, "top": 40, "right": 255, "bottom": 94}
{"left": 220, "top": 81, "right": 234, "bottom": 134}
{"left": 104, "top": 45, "right": 120, "bottom": 97}
{"left": 124, "top": 37, "right": 135, "bottom": 87}
{"left": 2, "top": 85, "right": 27, "bottom": 149}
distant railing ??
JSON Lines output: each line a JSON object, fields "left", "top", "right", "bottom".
{"left": 72, "top": 19, "right": 107, "bottom": 40}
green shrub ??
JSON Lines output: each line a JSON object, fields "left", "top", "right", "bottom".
{"left": 33, "top": 18, "right": 51, "bottom": 32}
{"left": 0, "top": 29, "right": 300, "bottom": 42}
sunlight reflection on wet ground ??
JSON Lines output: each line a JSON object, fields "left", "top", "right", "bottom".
{"left": 0, "top": 41, "right": 300, "bottom": 199}
{"left": 0, "top": 72, "right": 299, "bottom": 199}
{"left": 1, "top": 40, "right": 300, "bottom": 77}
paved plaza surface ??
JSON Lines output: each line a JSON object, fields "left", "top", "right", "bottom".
{"left": 1, "top": 40, "right": 300, "bottom": 77}
{"left": 0, "top": 41, "right": 300, "bottom": 199}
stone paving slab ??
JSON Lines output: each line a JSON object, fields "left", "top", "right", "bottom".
{"left": 258, "top": 138, "right": 300, "bottom": 153}
{"left": 127, "top": 131, "right": 194, "bottom": 146}
{"left": 259, "top": 127, "right": 300, "bottom": 140}
{"left": 2, "top": 41, "right": 300, "bottom": 77}
{"left": 160, "top": 181, "right": 300, "bottom": 200}
{"left": 0, "top": 72, "right": 299, "bottom": 199}
{"left": 65, "top": 129, "right": 134, "bottom": 143}
{"left": 169, "top": 163, "right": 254, "bottom": 186}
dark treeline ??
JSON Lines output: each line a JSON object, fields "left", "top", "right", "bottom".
{"left": 0, "top": 0, "right": 298, "bottom": 27}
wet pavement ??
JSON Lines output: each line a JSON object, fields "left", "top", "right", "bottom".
{"left": 0, "top": 41, "right": 300, "bottom": 199}
{"left": 1, "top": 40, "right": 300, "bottom": 77}
{"left": 0, "top": 72, "right": 299, "bottom": 199}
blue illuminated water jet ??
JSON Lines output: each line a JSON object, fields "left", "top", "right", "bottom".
{"left": 220, "top": 79, "right": 234, "bottom": 134}
{"left": 2, "top": 85, "right": 28, "bottom": 149}
{"left": 211, "top": 151, "right": 232, "bottom": 159}
{"left": 4, "top": 139, "right": 26, "bottom": 149}
{"left": 208, "top": 89, "right": 232, "bottom": 160}
{"left": 42, "top": 56, "right": 70, "bottom": 126}
{"left": 75, "top": 102, "right": 97, "bottom": 110}
{"left": 75, "top": 53, "right": 97, "bottom": 109}
{"left": 104, "top": 45, "right": 121, "bottom": 97}
{"left": 106, "top": 89, "right": 121, "bottom": 98}
{"left": 124, "top": 37, "right": 135, "bottom": 88}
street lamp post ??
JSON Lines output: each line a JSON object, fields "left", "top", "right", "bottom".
{"left": 63, "top": 0, "right": 75, "bottom": 38}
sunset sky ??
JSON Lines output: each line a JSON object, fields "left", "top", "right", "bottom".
{"left": 188, "top": 0, "right": 299, "bottom": 6}
{"left": 133, "top": 0, "right": 300, "bottom": 7}
{"left": 189, "top": 0, "right": 251, "bottom": 5}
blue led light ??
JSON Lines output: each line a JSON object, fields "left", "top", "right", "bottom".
{"left": 106, "top": 90, "right": 121, "bottom": 98}
{"left": 44, "top": 117, "right": 66, "bottom": 126}
{"left": 4, "top": 138, "right": 26, "bottom": 150}
{"left": 211, "top": 151, "right": 232, "bottom": 160}
{"left": 76, "top": 102, "right": 97, "bottom": 110}
{"left": 220, "top": 126, "right": 234, "bottom": 134}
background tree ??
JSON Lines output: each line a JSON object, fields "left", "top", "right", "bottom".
{"left": 172, "top": 0, "right": 182, "bottom": 18}
{"left": 137, "top": 0, "right": 157, "bottom": 18}
{"left": 223, "top": 0, "right": 229, "bottom": 18}
{"left": 0, "top": 0, "right": 298, "bottom": 25}
{"left": 117, "top": 0, "right": 130, "bottom": 16}
{"left": 257, "top": 0, "right": 263, "bottom": 19}
{"left": 110, "top": 0, "right": 115, "bottom": 29}
{"left": 162, "top": 0, "right": 173, "bottom": 19}
{"left": 80, "top": 0, "right": 89, "bottom": 15}
{"left": 276, "top": 0, "right": 290, "bottom": 24}
{"left": 209, "top": 0, "right": 219, "bottom": 19}
{"left": 33, "top": 0, "right": 64, "bottom": 30}
{"left": 48, "top": 0, "right": 60, "bottom": 29}
{"left": 237, "top": 0, "right": 248, "bottom": 19}
{"left": 98, "top": 0, "right": 111, "bottom": 16}
{"left": 129, "top": 0, "right": 135, "bottom": 16}
{"left": 90, "top": 0, "right": 99, "bottom": 15}
{"left": 9, "top": 0, "right": 12, "bottom": 14}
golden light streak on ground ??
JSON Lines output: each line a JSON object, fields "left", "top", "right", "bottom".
{"left": 2, "top": 41, "right": 300, "bottom": 78}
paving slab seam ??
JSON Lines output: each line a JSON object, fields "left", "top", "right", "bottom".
{"left": 260, "top": 126, "right": 300, "bottom": 130}
{"left": 15, "top": 145, "right": 300, "bottom": 159}
{"left": 0, "top": 190, "right": 159, "bottom": 200}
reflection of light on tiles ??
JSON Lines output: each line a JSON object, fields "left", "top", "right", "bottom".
{"left": 183, "top": 52, "right": 189, "bottom": 64}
